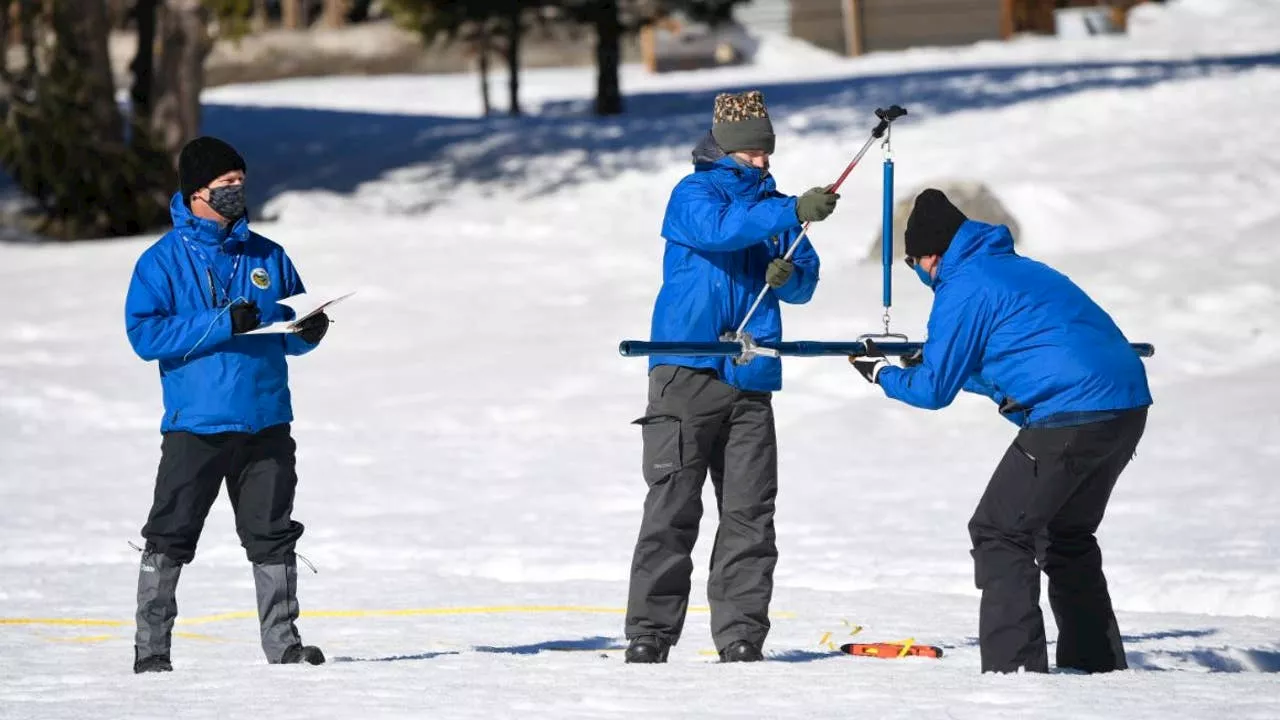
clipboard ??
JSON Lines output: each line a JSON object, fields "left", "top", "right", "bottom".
{"left": 245, "top": 291, "right": 355, "bottom": 334}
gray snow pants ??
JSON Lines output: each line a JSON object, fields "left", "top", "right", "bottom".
{"left": 625, "top": 365, "right": 779, "bottom": 652}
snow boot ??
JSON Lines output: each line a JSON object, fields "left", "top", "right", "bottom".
{"left": 624, "top": 635, "right": 670, "bottom": 664}
{"left": 133, "top": 652, "right": 173, "bottom": 674}
{"left": 281, "top": 644, "right": 326, "bottom": 665}
{"left": 719, "top": 639, "right": 764, "bottom": 663}
{"left": 253, "top": 555, "right": 324, "bottom": 665}
{"left": 134, "top": 548, "right": 181, "bottom": 674}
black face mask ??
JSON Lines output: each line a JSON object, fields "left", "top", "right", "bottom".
{"left": 207, "top": 184, "right": 246, "bottom": 221}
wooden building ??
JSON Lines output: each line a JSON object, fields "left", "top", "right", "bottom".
{"left": 770, "top": 0, "right": 1147, "bottom": 57}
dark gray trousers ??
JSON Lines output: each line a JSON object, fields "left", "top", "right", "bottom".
{"left": 968, "top": 407, "right": 1148, "bottom": 673}
{"left": 625, "top": 365, "right": 779, "bottom": 651}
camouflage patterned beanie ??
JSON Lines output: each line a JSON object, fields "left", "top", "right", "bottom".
{"left": 711, "top": 90, "right": 776, "bottom": 154}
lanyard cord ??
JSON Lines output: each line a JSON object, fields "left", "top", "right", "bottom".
{"left": 182, "top": 234, "right": 242, "bottom": 308}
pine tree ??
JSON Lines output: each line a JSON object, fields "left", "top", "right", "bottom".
{"left": 0, "top": 0, "right": 236, "bottom": 239}
{"left": 0, "top": 0, "right": 171, "bottom": 239}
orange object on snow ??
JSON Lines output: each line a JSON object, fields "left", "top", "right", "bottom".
{"left": 840, "top": 642, "right": 943, "bottom": 659}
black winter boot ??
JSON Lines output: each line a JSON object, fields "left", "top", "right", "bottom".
{"left": 624, "top": 635, "right": 670, "bottom": 664}
{"left": 719, "top": 639, "right": 764, "bottom": 663}
{"left": 280, "top": 644, "right": 326, "bottom": 665}
{"left": 133, "top": 650, "right": 173, "bottom": 674}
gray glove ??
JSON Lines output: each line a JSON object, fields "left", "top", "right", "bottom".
{"left": 766, "top": 258, "right": 794, "bottom": 289}
{"left": 795, "top": 186, "right": 840, "bottom": 223}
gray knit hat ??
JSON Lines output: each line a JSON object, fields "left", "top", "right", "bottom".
{"left": 711, "top": 90, "right": 775, "bottom": 154}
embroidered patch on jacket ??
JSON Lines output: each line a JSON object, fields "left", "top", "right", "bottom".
{"left": 251, "top": 268, "right": 271, "bottom": 290}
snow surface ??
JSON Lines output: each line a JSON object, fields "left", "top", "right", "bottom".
{"left": 3, "top": 0, "right": 1280, "bottom": 717}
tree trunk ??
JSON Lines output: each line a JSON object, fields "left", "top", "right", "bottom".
{"left": 593, "top": 0, "right": 623, "bottom": 116}
{"left": 281, "top": 0, "right": 302, "bottom": 29}
{"left": 152, "top": 0, "right": 211, "bottom": 162}
{"left": 19, "top": 0, "right": 39, "bottom": 89}
{"left": 50, "top": 0, "right": 122, "bottom": 146}
{"left": 348, "top": 0, "right": 374, "bottom": 23}
{"left": 252, "top": 0, "right": 268, "bottom": 32}
{"left": 504, "top": 4, "right": 520, "bottom": 117}
{"left": 321, "top": 0, "right": 347, "bottom": 28}
{"left": 477, "top": 25, "right": 491, "bottom": 117}
{"left": 130, "top": 0, "right": 160, "bottom": 128}
{"left": 109, "top": 0, "right": 131, "bottom": 28}
{"left": 1, "top": 2, "right": 17, "bottom": 69}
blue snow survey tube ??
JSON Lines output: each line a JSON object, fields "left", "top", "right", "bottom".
{"left": 618, "top": 340, "right": 1156, "bottom": 359}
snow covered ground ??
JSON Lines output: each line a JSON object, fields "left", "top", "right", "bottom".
{"left": 3, "top": 1, "right": 1279, "bottom": 717}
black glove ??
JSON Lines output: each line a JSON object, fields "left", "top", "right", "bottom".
{"left": 849, "top": 339, "right": 889, "bottom": 384}
{"left": 293, "top": 312, "right": 329, "bottom": 345}
{"left": 230, "top": 301, "right": 260, "bottom": 335}
{"left": 795, "top": 186, "right": 840, "bottom": 223}
{"left": 900, "top": 348, "right": 924, "bottom": 368}
{"left": 766, "top": 258, "right": 794, "bottom": 289}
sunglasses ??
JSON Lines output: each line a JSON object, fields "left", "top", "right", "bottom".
{"left": 904, "top": 256, "right": 919, "bottom": 268}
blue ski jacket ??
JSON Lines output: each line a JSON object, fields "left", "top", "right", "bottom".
{"left": 647, "top": 133, "right": 820, "bottom": 392}
{"left": 877, "top": 220, "right": 1152, "bottom": 426}
{"left": 125, "top": 193, "right": 318, "bottom": 435}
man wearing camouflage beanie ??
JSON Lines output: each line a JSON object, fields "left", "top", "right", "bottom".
{"left": 624, "top": 90, "right": 840, "bottom": 664}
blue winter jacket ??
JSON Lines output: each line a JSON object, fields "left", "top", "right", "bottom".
{"left": 877, "top": 220, "right": 1152, "bottom": 426}
{"left": 648, "top": 134, "right": 820, "bottom": 392}
{"left": 125, "top": 193, "right": 318, "bottom": 435}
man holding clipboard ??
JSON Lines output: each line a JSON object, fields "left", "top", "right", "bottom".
{"left": 124, "top": 136, "right": 333, "bottom": 673}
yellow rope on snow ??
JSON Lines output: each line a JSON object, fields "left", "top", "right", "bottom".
{"left": 3, "top": 604, "right": 797, "bottom": 629}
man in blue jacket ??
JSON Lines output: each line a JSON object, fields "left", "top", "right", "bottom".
{"left": 850, "top": 189, "right": 1152, "bottom": 674}
{"left": 625, "top": 90, "right": 839, "bottom": 664}
{"left": 125, "top": 137, "right": 330, "bottom": 673}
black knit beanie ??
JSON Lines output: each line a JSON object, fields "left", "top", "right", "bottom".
{"left": 178, "top": 136, "right": 246, "bottom": 204}
{"left": 905, "top": 189, "right": 968, "bottom": 258}
{"left": 711, "top": 90, "right": 776, "bottom": 154}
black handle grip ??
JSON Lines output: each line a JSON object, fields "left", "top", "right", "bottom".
{"left": 871, "top": 105, "right": 908, "bottom": 138}
{"left": 875, "top": 105, "right": 908, "bottom": 122}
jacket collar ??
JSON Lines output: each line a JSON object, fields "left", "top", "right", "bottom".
{"left": 690, "top": 133, "right": 774, "bottom": 194}
{"left": 169, "top": 191, "right": 249, "bottom": 252}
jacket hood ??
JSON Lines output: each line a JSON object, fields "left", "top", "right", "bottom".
{"left": 937, "top": 221, "right": 1015, "bottom": 286}
{"left": 692, "top": 130, "right": 729, "bottom": 168}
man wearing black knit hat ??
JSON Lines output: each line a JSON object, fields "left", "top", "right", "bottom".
{"left": 850, "top": 188, "right": 1153, "bottom": 675}
{"left": 124, "top": 136, "right": 330, "bottom": 673}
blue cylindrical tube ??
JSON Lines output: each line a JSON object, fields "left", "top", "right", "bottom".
{"left": 883, "top": 158, "right": 894, "bottom": 309}
{"left": 618, "top": 340, "right": 1155, "bottom": 359}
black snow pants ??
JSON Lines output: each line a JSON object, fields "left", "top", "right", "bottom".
{"left": 141, "top": 423, "right": 305, "bottom": 565}
{"left": 968, "top": 407, "right": 1148, "bottom": 673}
